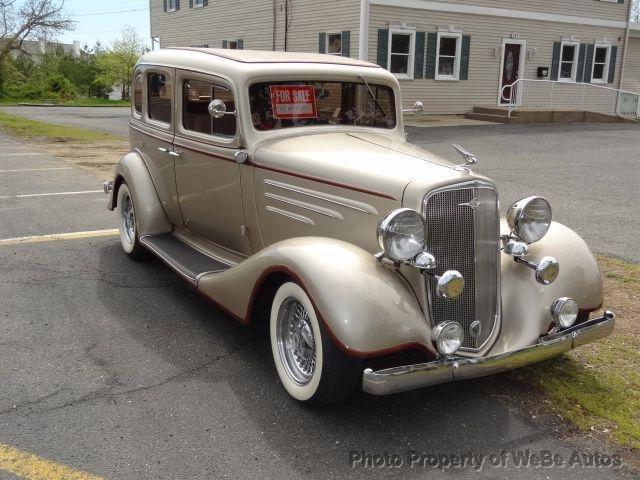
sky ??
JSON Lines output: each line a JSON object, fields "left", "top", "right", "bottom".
{"left": 57, "top": 0, "right": 150, "bottom": 49}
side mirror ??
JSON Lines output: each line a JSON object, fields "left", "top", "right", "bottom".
{"left": 402, "top": 101, "right": 424, "bottom": 114}
{"left": 208, "top": 99, "right": 228, "bottom": 119}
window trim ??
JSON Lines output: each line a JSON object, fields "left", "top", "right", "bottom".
{"left": 132, "top": 73, "right": 144, "bottom": 119}
{"left": 146, "top": 70, "right": 173, "bottom": 128}
{"left": 387, "top": 27, "right": 415, "bottom": 80}
{"left": 176, "top": 70, "right": 240, "bottom": 147}
{"left": 591, "top": 43, "right": 611, "bottom": 84}
{"left": 167, "top": 0, "right": 177, "bottom": 12}
{"left": 558, "top": 40, "right": 580, "bottom": 82}
{"left": 325, "top": 32, "right": 343, "bottom": 56}
{"left": 435, "top": 31, "right": 462, "bottom": 81}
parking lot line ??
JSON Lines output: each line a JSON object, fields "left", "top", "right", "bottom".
{"left": 0, "top": 167, "right": 72, "bottom": 173}
{"left": 0, "top": 443, "right": 104, "bottom": 480}
{"left": 0, "top": 190, "right": 103, "bottom": 200}
{"left": 0, "top": 229, "right": 118, "bottom": 246}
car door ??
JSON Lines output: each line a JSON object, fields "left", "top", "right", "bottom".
{"left": 133, "top": 66, "right": 182, "bottom": 225}
{"left": 173, "top": 71, "right": 251, "bottom": 255}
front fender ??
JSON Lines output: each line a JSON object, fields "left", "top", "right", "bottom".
{"left": 197, "top": 237, "right": 436, "bottom": 358}
{"left": 109, "top": 151, "right": 172, "bottom": 236}
{"left": 490, "top": 220, "right": 603, "bottom": 355}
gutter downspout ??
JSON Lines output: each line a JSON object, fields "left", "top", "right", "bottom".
{"left": 618, "top": 0, "right": 633, "bottom": 90}
{"left": 358, "top": 0, "right": 370, "bottom": 61}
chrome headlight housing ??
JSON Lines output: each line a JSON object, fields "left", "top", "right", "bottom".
{"left": 551, "top": 297, "right": 578, "bottom": 329}
{"left": 377, "top": 209, "right": 426, "bottom": 262}
{"left": 432, "top": 321, "right": 463, "bottom": 355}
{"left": 507, "top": 196, "right": 552, "bottom": 243}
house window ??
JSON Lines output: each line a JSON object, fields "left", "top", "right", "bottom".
{"left": 559, "top": 41, "right": 579, "bottom": 81}
{"left": 133, "top": 74, "right": 143, "bottom": 115}
{"left": 436, "top": 32, "right": 462, "bottom": 80}
{"left": 591, "top": 44, "right": 611, "bottom": 83}
{"left": 182, "top": 78, "right": 236, "bottom": 137}
{"left": 388, "top": 29, "right": 415, "bottom": 79}
{"left": 195, "top": 0, "right": 204, "bottom": 6}
{"left": 167, "top": 0, "right": 177, "bottom": 12}
{"left": 148, "top": 73, "right": 172, "bottom": 124}
{"left": 326, "top": 33, "right": 342, "bottom": 55}
{"left": 224, "top": 40, "right": 238, "bottom": 49}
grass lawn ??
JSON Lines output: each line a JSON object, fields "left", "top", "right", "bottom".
{"left": 508, "top": 255, "right": 639, "bottom": 450}
{"left": 0, "top": 111, "right": 116, "bottom": 142}
{"left": 0, "top": 98, "right": 130, "bottom": 107}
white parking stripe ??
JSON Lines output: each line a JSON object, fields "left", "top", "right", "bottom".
{"left": 0, "top": 229, "right": 119, "bottom": 246}
{"left": 0, "top": 190, "right": 103, "bottom": 199}
{"left": 0, "top": 167, "right": 72, "bottom": 173}
{"left": 2, "top": 153, "right": 42, "bottom": 156}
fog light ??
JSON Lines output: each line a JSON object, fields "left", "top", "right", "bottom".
{"left": 436, "top": 270, "right": 465, "bottom": 300}
{"left": 432, "top": 321, "right": 463, "bottom": 355}
{"left": 551, "top": 297, "right": 578, "bottom": 329}
{"left": 535, "top": 256, "right": 559, "bottom": 285}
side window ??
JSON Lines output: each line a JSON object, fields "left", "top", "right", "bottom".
{"left": 148, "top": 73, "right": 172, "bottom": 124}
{"left": 182, "top": 78, "right": 236, "bottom": 137}
{"left": 133, "top": 74, "right": 143, "bottom": 115}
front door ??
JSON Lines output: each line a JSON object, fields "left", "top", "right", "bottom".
{"left": 173, "top": 71, "right": 251, "bottom": 255}
{"left": 500, "top": 43, "right": 523, "bottom": 104}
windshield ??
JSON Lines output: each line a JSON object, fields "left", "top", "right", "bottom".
{"left": 248, "top": 80, "right": 396, "bottom": 131}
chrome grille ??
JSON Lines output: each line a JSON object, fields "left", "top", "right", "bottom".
{"left": 424, "top": 184, "right": 500, "bottom": 350}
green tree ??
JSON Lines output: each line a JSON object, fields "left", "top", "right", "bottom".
{"left": 95, "top": 26, "right": 147, "bottom": 100}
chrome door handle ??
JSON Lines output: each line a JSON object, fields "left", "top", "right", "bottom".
{"left": 158, "top": 147, "right": 170, "bottom": 153}
{"left": 168, "top": 151, "right": 181, "bottom": 157}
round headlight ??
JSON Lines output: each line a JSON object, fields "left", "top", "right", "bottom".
{"left": 432, "top": 321, "right": 463, "bottom": 356}
{"left": 377, "top": 209, "right": 426, "bottom": 262}
{"left": 535, "top": 256, "right": 559, "bottom": 285}
{"left": 507, "top": 196, "right": 552, "bottom": 243}
{"left": 551, "top": 297, "right": 578, "bottom": 329}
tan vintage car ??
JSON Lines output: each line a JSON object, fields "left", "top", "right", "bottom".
{"left": 104, "top": 48, "right": 614, "bottom": 405}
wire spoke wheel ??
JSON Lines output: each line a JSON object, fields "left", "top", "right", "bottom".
{"left": 276, "top": 297, "right": 316, "bottom": 385}
{"left": 121, "top": 192, "right": 136, "bottom": 246}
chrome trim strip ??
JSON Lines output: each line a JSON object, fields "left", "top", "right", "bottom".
{"left": 264, "top": 192, "right": 343, "bottom": 220}
{"left": 421, "top": 180, "right": 502, "bottom": 356}
{"left": 265, "top": 206, "right": 316, "bottom": 225}
{"left": 363, "top": 311, "right": 615, "bottom": 395}
{"left": 264, "top": 179, "right": 379, "bottom": 215}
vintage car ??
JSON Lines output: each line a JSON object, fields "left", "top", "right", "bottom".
{"left": 104, "top": 48, "right": 614, "bottom": 405}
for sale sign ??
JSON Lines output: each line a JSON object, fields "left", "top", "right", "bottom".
{"left": 269, "top": 85, "right": 317, "bottom": 120}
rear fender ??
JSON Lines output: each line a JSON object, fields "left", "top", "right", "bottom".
{"left": 109, "top": 151, "right": 172, "bottom": 236}
{"left": 197, "top": 237, "right": 436, "bottom": 358}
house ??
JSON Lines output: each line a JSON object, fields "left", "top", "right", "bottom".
{"left": 9, "top": 39, "right": 82, "bottom": 61}
{"left": 149, "top": 0, "right": 640, "bottom": 113}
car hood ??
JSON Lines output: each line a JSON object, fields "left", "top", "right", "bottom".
{"left": 253, "top": 131, "right": 482, "bottom": 202}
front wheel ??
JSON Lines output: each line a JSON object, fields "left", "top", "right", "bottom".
{"left": 117, "top": 183, "right": 147, "bottom": 261}
{"left": 270, "top": 282, "right": 362, "bottom": 405}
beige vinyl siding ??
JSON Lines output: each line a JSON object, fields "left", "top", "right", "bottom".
{"left": 149, "top": 0, "right": 361, "bottom": 57}
{"left": 622, "top": 37, "right": 640, "bottom": 94}
{"left": 430, "top": 0, "right": 629, "bottom": 22}
{"left": 369, "top": 5, "right": 627, "bottom": 113}
{"left": 150, "top": 0, "right": 275, "bottom": 50}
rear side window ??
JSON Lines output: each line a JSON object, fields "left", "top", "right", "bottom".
{"left": 182, "top": 78, "right": 236, "bottom": 137}
{"left": 133, "top": 74, "right": 143, "bottom": 115}
{"left": 148, "top": 73, "right": 172, "bottom": 124}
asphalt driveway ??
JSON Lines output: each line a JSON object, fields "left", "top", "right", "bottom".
{"left": 0, "top": 121, "right": 637, "bottom": 478}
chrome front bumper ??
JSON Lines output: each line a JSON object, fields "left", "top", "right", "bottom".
{"left": 362, "top": 311, "right": 615, "bottom": 395}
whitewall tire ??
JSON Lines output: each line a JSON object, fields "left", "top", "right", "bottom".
{"left": 270, "top": 282, "right": 362, "bottom": 405}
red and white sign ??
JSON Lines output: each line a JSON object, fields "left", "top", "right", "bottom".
{"left": 269, "top": 85, "right": 317, "bottom": 120}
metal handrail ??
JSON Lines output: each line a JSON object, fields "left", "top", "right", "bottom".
{"left": 500, "top": 79, "right": 640, "bottom": 119}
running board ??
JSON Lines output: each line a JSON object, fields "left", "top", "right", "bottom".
{"left": 140, "top": 234, "right": 231, "bottom": 285}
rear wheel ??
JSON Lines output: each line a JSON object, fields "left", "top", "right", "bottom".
{"left": 117, "top": 183, "right": 147, "bottom": 260}
{"left": 270, "top": 282, "right": 362, "bottom": 405}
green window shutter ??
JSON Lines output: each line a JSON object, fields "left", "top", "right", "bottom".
{"left": 414, "top": 31, "right": 425, "bottom": 79}
{"left": 237, "top": 39, "right": 243, "bottom": 50}
{"left": 608, "top": 45, "right": 617, "bottom": 83}
{"left": 341, "top": 30, "right": 350, "bottom": 57}
{"left": 377, "top": 29, "right": 389, "bottom": 69}
{"left": 318, "top": 33, "right": 326, "bottom": 54}
{"left": 459, "top": 35, "right": 471, "bottom": 80}
{"left": 222, "top": 40, "right": 228, "bottom": 49}
{"left": 584, "top": 44, "right": 594, "bottom": 83}
{"left": 551, "top": 41, "right": 561, "bottom": 81}
{"left": 425, "top": 32, "right": 437, "bottom": 79}
{"left": 163, "top": 0, "right": 168, "bottom": 12}
{"left": 203, "top": 0, "right": 208, "bottom": 5}
{"left": 175, "top": 0, "right": 180, "bottom": 11}
{"left": 576, "top": 43, "right": 587, "bottom": 83}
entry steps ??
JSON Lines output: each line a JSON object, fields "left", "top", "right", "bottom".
{"left": 140, "top": 234, "right": 230, "bottom": 285}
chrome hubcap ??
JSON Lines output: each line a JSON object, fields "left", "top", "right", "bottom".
{"left": 276, "top": 297, "right": 316, "bottom": 385}
{"left": 121, "top": 193, "right": 136, "bottom": 245}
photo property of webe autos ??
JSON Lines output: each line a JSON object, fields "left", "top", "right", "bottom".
{"left": 103, "top": 48, "right": 614, "bottom": 405}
